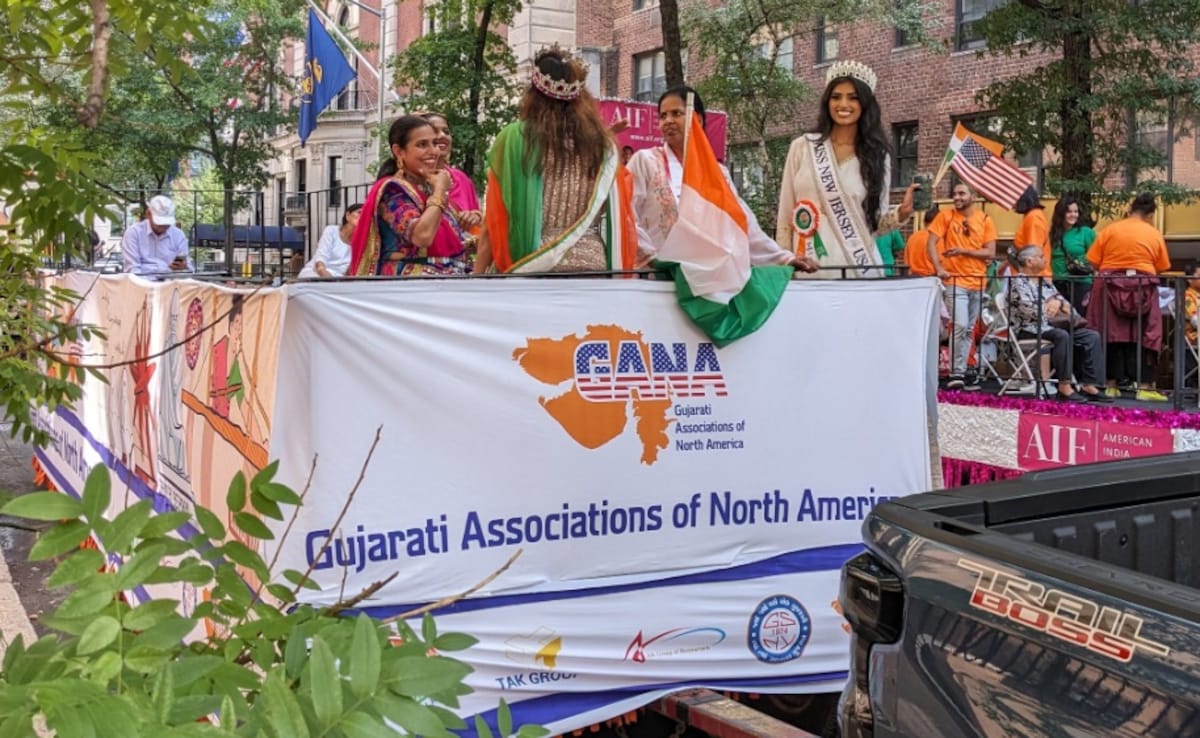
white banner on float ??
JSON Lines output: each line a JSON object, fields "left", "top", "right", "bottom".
{"left": 270, "top": 277, "right": 939, "bottom": 736}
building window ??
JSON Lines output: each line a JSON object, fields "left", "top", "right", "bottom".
{"left": 276, "top": 177, "right": 286, "bottom": 217}
{"left": 295, "top": 159, "right": 307, "bottom": 194}
{"left": 892, "top": 123, "right": 918, "bottom": 188}
{"left": 956, "top": 0, "right": 1002, "bottom": 51}
{"left": 423, "top": 0, "right": 440, "bottom": 35}
{"left": 333, "top": 7, "right": 356, "bottom": 110}
{"left": 634, "top": 50, "right": 666, "bottom": 102}
{"left": 633, "top": 0, "right": 659, "bottom": 10}
{"left": 816, "top": 18, "right": 838, "bottom": 63}
{"left": 580, "top": 48, "right": 603, "bottom": 97}
{"left": 328, "top": 156, "right": 343, "bottom": 206}
{"left": 1131, "top": 104, "right": 1173, "bottom": 184}
{"left": 755, "top": 33, "right": 793, "bottom": 73}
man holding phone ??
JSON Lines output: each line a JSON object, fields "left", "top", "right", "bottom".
{"left": 121, "top": 195, "right": 192, "bottom": 275}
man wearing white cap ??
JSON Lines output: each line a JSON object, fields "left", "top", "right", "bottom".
{"left": 121, "top": 195, "right": 192, "bottom": 275}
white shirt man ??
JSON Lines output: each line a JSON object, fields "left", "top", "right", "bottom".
{"left": 121, "top": 195, "right": 192, "bottom": 275}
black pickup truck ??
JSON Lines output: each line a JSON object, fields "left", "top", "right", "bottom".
{"left": 839, "top": 451, "right": 1200, "bottom": 737}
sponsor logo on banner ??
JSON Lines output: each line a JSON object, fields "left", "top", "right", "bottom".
{"left": 748, "top": 595, "right": 811, "bottom": 663}
{"left": 513, "top": 326, "right": 745, "bottom": 465}
{"left": 1017, "top": 412, "right": 1173, "bottom": 471}
{"left": 494, "top": 627, "right": 576, "bottom": 691}
{"left": 623, "top": 627, "right": 727, "bottom": 663}
{"left": 505, "top": 626, "right": 563, "bottom": 669}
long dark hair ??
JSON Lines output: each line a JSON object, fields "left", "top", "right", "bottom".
{"left": 517, "top": 48, "right": 611, "bottom": 178}
{"left": 811, "top": 76, "right": 889, "bottom": 231}
{"left": 376, "top": 115, "right": 434, "bottom": 180}
{"left": 1050, "top": 195, "right": 1090, "bottom": 249}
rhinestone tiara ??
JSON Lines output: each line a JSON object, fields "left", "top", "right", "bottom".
{"left": 531, "top": 46, "right": 589, "bottom": 101}
{"left": 825, "top": 60, "right": 877, "bottom": 93}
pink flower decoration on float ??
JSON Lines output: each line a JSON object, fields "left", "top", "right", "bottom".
{"left": 937, "top": 390, "right": 1200, "bottom": 430}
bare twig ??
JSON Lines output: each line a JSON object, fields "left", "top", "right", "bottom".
{"left": 233, "top": 454, "right": 317, "bottom": 634}
{"left": 322, "top": 572, "right": 400, "bottom": 618}
{"left": 382, "top": 548, "right": 523, "bottom": 624}
{"left": 291, "top": 427, "right": 382, "bottom": 597}
{"left": 262, "top": 455, "right": 317, "bottom": 575}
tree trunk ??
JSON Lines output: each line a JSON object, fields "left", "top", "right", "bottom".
{"left": 660, "top": 0, "right": 685, "bottom": 89}
{"left": 1059, "top": 8, "right": 1093, "bottom": 199}
{"left": 464, "top": 0, "right": 494, "bottom": 179}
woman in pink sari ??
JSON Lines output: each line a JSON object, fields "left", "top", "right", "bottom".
{"left": 348, "top": 115, "right": 470, "bottom": 276}
{"left": 420, "top": 112, "right": 482, "bottom": 235}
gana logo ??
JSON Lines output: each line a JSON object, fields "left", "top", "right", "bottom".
{"left": 574, "top": 340, "right": 727, "bottom": 402}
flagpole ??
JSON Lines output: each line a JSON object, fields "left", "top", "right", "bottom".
{"left": 931, "top": 153, "right": 953, "bottom": 190}
{"left": 682, "top": 91, "right": 694, "bottom": 164}
{"left": 306, "top": 0, "right": 389, "bottom": 159}
{"left": 306, "top": 0, "right": 382, "bottom": 82}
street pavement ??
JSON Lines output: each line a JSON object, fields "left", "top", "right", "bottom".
{"left": 0, "top": 426, "right": 41, "bottom": 663}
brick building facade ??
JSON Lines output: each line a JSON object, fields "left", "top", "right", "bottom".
{"left": 577, "top": 0, "right": 1200, "bottom": 202}
{"left": 263, "top": 1, "right": 1200, "bottom": 254}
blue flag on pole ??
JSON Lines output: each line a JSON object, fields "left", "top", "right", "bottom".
{"left": 299, "top": 8, "right": 357, "bottom": 145}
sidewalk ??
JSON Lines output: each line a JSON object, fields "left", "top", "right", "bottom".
{"left": 0, "top": 541, "right": 38, "bottom": 662}
{"left": 0, "top": 425, "right": 42, "bottom": 663}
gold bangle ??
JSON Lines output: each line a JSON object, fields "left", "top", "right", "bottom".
{"left": 426, "top": 197, "right": 445, "bottom": 211}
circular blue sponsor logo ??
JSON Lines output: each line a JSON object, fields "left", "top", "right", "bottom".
{"left": 747, "top": 595, "right": 811, "bottom": 663}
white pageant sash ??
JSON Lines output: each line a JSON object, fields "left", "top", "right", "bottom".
{"left": 805, "top": 135, "right": 884, "bottom": 278}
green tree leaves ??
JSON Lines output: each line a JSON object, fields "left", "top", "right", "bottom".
{"left": 0, "top": 464, "right": 545, "bottom": 737}
{"left": 974, "top": 0, "right": 1200, "bottom": 208}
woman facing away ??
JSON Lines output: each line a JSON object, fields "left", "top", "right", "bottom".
{"left": 627, "top": 85, "right": 816, "bottom": 273}
{"left": 348, "top": 115, "right": 471, "bottom": 276}
{"left": 298, "top": 203, "right": 362, "bottom": 278}
{"left": 775, "top": 60, "right": 916, "bottom": 277}
{"left": 474, "top": 46, "right": 637, "bottom": 274}
{"left": 1049, "top": 195, "right": 1096, "bottom": 317}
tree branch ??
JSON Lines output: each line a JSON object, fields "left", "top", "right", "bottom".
{"left": 291, "top": 427, "right": 383, "bottom": 597}
{"left": 382, "top": 548, "right": 523, "bottom": 623}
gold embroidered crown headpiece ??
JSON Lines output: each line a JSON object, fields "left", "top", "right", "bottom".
{"left": 825, "top": 60, "right": 877, "bottom": 93}
{"left": 531, "top": 46, "right": 589, "bottom": 101}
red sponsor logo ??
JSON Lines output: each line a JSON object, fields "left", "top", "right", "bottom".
{"left": 1017, "top": 413, "right": 1172, "bottom": 471}
{"left": 959, "top": 559, "right": 1170, "bottom": 663}
{"left": 597, "top": 100, "right": 729, "bottom": 160}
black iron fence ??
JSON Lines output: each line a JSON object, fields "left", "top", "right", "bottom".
{"left": 942, "top": 271, "right": 1199, "bottom": 411}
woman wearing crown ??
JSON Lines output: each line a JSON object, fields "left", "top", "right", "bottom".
{"left": 473, "top": 47, "right": 638, "bottom": 273}
{"left": 775, "top": 60, "right": 917, "bottom": 277}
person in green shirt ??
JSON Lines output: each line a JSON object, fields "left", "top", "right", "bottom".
{"left": 1049, "top": 195, "right": 1096, "bottom": 317}
{"left": 875, "top": 227, "right": 906, "bottom": 277}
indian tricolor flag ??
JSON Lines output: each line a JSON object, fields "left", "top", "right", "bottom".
{"left": 657, "top": 110, "right": 792, "bottom": 347}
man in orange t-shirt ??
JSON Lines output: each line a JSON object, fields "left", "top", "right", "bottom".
{"left": 904, "top": 205, "right": 940, "bottom": 277}
{"left": 1014, "top": 187, "right": 1052, "bottom": 277}
{"left": 927, "top": 184, "right": 997, "bottom": 388}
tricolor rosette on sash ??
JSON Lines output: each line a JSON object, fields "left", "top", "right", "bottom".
{"left": 792, "top": 199, "right": 825, "bottom": 258}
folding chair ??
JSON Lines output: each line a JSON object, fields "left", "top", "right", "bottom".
{"left": 991, "top": 291, "right": 1048, "bottom": 396}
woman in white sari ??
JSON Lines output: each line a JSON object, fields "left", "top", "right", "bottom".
{"left": 628, "top": 86, "right": 816, "bottom": 273}
{"left": 775, "top": 61, "right": 917, "bottom": 277}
